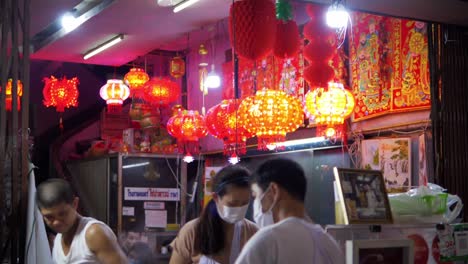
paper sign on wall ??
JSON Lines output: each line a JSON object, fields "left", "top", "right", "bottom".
{"left": 124, "top": 187, "right": 180, "bottom": 201}
{"left": 122, "top": 206, "right": 135, "bottom": 216}
{"left": 145, "top": 210, "right": 167, "bottom": 228}
{"left": 144, "top": 202, "right": 165, "bottom": 210}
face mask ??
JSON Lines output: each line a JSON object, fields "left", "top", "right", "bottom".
{"left": 253, "top": 186, "right": 276, "bottom": 228}
{"left": 216, "top": 203, "right": 249, "bottom": 224}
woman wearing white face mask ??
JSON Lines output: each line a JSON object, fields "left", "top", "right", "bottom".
{"left": 170, "top": 165, "right": 258, "bottom": 264}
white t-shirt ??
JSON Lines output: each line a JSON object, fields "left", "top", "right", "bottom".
{"left": 53, "top": 217, "right": 111, "bottom": 264}
{"left": 235, "top": 217, "right": 344, "bottom": 264}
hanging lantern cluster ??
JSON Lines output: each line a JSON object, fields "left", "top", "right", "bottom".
{"left": 167, "top": 110, "right": 207, "bottom": 163}
{"left": 124, "top": 68, "right": 149, "bottom": 97}
{"left": 1, "top": 79, "right": 23, "bottom": 111}
{"left": 43, "top": 76, "right": 79, "bottom": 112}
{"left": 274, "top": 0, "right": 301, "bottom": 59}
{"left": 144, "top": 77, "right": 180, "bottom": 107}
{"left": 170, "top": 56, "right": 186, "bottom": 79}
{"left": 229, "top": 0, "right": 277, "bottom": 61}
{"left": 100, "top": 79, "right": 130, "bottom": 113}
{"left": 303, "top": 5, "right": 335, "bottom": 87}
{"left": 206, "top": 99, "right": 253, "bottom": 157}
{"left": 304, "top": 82, "right": 355, "bottom": 137}
{"left": 238, "top": 89, "right": 303, "bottom": 150}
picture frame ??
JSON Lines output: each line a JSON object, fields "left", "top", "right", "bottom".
{"left": 346, "top": 239, "right": 414, "bottom": 264}
{"left": 334, "top": 167, "right": 393, "bottom": 224}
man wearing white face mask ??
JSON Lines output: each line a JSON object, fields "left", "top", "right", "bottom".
{"left": 170, "top": 165, "right": 258, "bottom": 264}
{"left": 235, "top": 158, "right": 344, "bottom": 264}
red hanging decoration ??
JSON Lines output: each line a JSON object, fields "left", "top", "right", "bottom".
{"left": 144, "top": 77, "right": 180, "bottom": 107}
{"left": 274, "top": 20, "right": 301, "bottom": 59}
{"left": 170, "top": 56, "right": 186, "bottom": 79}
{"left": 206, "top": 99, "right": 253, "bottom": 156}
{"left": 303, "top": 4, "right": 335, "bottom": 88}
{"left": 229, "top": 0, "right": 277, "bottom": 61}
{"left": 42, "top": 76, "right": 79, "bottom": 112}
{"left": 166, "top": 110, "right": 207, "bottom": 162}
{"left": 124, "top": 68, "right": 149, "bottom": 97}
{"left": 100, "top": 79, "right": 130, "bottom": 113}
{"left": 0, "top": 79, "right": 23, "bottom": 111}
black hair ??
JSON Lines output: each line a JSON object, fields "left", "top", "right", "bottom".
{"left": 252, "top": 158, "right": 306, "bottom": 202}
{"left": 194, "top": 165, "right": 250, "bottom": 256}
{"left": 36, "top": 178, "right": 75, "bottom": 209}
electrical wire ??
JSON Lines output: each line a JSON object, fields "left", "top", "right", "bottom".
{"left": 165, "top": 156, "right": 192, "bottom": 197}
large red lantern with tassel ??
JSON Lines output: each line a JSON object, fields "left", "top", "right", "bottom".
{"left": 1, "top": 79, "right": 23, "bottom": 111}
{"left": 238, "top": 89, "right": 303, "bottom": 150}
{"left": 229, "top": 0, "right": 276, "bottom": 61}
{"left": 124, "top": 68, "right": 149, "bottom": 96}
{"left": 167, "top": 110, "right": 207, "bottom": 163}
{"left": 100, "top": 79, "right": 130, "bottom": 113}
{"left": 42, "top": 76, "right": 79, "bottom": 112}
{"left": 206, "top": 99, "right": 253, "bottom": 156}
{"left": 144, "top": 77, "right": 180, "bottom": 107}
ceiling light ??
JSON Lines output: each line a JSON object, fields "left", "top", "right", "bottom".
{"left": 326, "top": 3, "right": 349, "bottom": 29}
{"left": 183, "top": 154, "right": 195, "bottom": 163}
{"left": 204, "top": 64, "right": 221, "bottom": 89}
{"left": 123, "top": 162, "right": 150, "bottom": 169}
{"left": 173, "top": 0, "right": 200, "bottom": 13}
{"left": 61, "top": 13, "right": 80, "bottom": 32}
{"left": 157, "top": 0, "right": 183, "bottom": 7}
{"left": 228, "top": 154, "right": 240, "bottom": 165}
{"left": 83, "top": 34, "right": 124, "bottom": 60}
{"left": 267, "top": 137, "right": 327, "bottom": 150}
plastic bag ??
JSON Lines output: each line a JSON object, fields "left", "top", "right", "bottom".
{"left": 388, "top": 183, "right": 463, "bottom": 224}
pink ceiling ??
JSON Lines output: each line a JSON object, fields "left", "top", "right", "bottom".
{"left": 30, "top": 0, "right": 232, "bottom": 66}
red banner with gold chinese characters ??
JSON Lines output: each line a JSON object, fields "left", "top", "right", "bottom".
{"left": 350, "top": 12, "right": 431, "bottom": 121}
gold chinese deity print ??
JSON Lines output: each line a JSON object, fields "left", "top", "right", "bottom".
{"left": 350, "top": 12, "right": 431, "bottom": 121}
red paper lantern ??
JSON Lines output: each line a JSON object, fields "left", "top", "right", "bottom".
{"left": 144, "top": 77, "right": 180, "bottom": 107}
{"left": 238, "top": 89, "right": 303, "bottom": 150}
{"left": 124, "top": 68, "right": 149, "bottom": 97}
{"left": 206, "top": 99, "right": 253, "bottom": 156}
{"left": 170, "top": 57, "right": 186, "bottom": 79}
{"left": 229, "top": 0, "right": 276, "bottom": 61}
{"left": 0, "top": 79, "right": 23, "bottom": 111}
{"left": 42, "top": 76, "right": 79, "bottom": 112}
{"left": 100, "top": 79, "right": 130, "bottom": 113}
{"left": 274, "top": 20, "right": 301, "bottom": 59}
{"left": 167, "top": 110, "right": 207, "bottom": 162}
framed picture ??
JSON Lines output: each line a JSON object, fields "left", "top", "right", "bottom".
{"left": 334, "top": 167, "right": 393, "bottom": 224}
{"left": 346, "top": 239, "right": 414, "bottom": 264}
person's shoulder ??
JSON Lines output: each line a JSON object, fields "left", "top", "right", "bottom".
{"left": 85, "top": 222, "right": 113, "bottom": 241}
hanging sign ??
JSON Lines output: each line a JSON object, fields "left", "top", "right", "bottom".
{"left": 124, "top": 187, "right": 180, "bottom": 201}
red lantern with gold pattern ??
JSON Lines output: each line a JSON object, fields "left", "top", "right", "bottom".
{"left": 166, "top": 110, "right": 207, "bottom": 162}
{"left": 42, "top": 76, "right": 79, "bottom": 112}
{"left": 206, "top": 99, "right": 253, "bottom": 156}
{"left": 0, "top": 79, "right": 23, "bottom": 111}
{"left": 144, "top": 77, "right": 180, "bottom": 107}
{"left": 100, "top": 79, "right": 130, "bottom": 113}
{"left": 238, "top": 89, "right": 303, "bottom": 150}
{"left": 170, "top": 57, "right": 185, "bottom": 79}
{"left": 124, "top": 68, "right": 149, "bottom": 97}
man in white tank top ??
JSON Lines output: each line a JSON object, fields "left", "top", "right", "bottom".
{"left": 37, "top": 179, "right": 128, "bottom": 264}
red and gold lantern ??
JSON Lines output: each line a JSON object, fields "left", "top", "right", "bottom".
{"left": 42, "top": 76, "right": 79, "bottom": 112}
{"left": 144, "top": 77, "right": 180, "bottom": 107}
{"left": 1, "top": 79, "right": 23, "bottom": 111}
{"left": 100, "top": 79, "right": 130, "bottom": 113}
{"left": 206, "top": 99, "right": 253, "bottom": 156}
{"left": 304, "top": 82, "right": 355, "bottom": 137}
{"left": 170, "top": 56, "right": 185, "bottom": 79}
{"left": 167, "top": 110, "right": 207, "bottom": 162}
{"left": 124, "top": 68, "right": 149, "bottom": 97}
{"left": 238, "top": 89, "right": 303, "bottom": 150}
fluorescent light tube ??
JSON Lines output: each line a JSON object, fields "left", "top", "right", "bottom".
{"left": 275, "top": 137, "right": 326, "bottom": 148}
{"left": 173, "top": 0, "right": 200, "bottom": 13}
{"left": 122, "top": 162, "right": 150, "bottom": 169}
{"left": 83, "top": 34, "right": 124, "bottom": 60}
